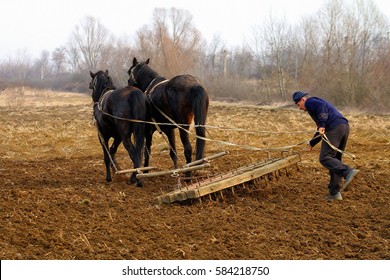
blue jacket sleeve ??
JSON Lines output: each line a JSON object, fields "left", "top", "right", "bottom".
{"left": 309, "top": 131, "right": 321, "bottom": 147}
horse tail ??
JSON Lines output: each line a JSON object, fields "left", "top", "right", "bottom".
{"left": 191, "top": 85, "right": 209, "bottom": 160}
{"left": 130, "top": 89, "right": 146, "bottom": 164}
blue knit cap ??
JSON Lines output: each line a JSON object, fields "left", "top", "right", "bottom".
{"left": 292, "top": 91, "right": 308, "bottom": 103}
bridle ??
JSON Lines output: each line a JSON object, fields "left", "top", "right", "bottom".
{"left": 129, "top": 63, "right": 149, "bottom": 88}
{"left": 91, "top": 73, "right": 114, "bottom": 94}
{"left": 89, "top": 74, "right": 98, "bottom": 90}
{"left": 129, "top": 65, "right": 137, "bottom": 84}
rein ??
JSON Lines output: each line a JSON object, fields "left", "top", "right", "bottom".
{"left": 321, "top": 134, "right": 356, "bottom": 159}
{"left": 143, "top": 78, "right": 187, "bottom": 134}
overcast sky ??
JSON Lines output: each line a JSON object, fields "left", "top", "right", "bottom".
{"left": 1, "top": 0, "right": 389, "bottom": 60}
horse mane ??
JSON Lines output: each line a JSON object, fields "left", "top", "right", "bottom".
{"left": 136, "top": 63, "right": 163, "bottom": 87}
{"left": 98, "top": 71, "right": 116, "bottom": 89}
{"left": 95, "top": 70, "right": 105, "bottom": 75}
{"left": 91, "top": 70, "right": 116, "bottom": 102}
{"left": 134, "top": 62, "right": 165, "bottom": 90}
{"left": 106, "top": 75, "right": 116, "bottom": 90}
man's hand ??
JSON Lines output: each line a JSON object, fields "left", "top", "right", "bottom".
{"left": 307, "top": 143, "right": 313, "bottom": 151}
{"left": 318, "top": 127, "right": 325, "bottom": 135}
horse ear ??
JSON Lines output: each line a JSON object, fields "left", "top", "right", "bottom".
{"left": 145, "top": 58, "right": 150, "bottom": 65}
{"left": 105, "top": 69, "right": 109, "bottom": 76}
{"left": 90, "top": 71, "right": 94, "bottom": 78}
{"left": 133, "top": 57, "right": 138, "bottom": 66}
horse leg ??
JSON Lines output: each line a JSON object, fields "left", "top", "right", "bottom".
{"left": 133, "top": 124, "right": 146, "bottom": 188}
{"left": 179, "top": 126, "right": 192, "bottom": 178}
{"left": 165, "top": 128, "right": 178, "bottom": 169}
{"left": 98, "top": 135, "right": 112, "bottom": 183}
{"left": 122, "top": 133, "right": 143, "bottom": 187}
{"left": 109, "top": 137, "right": 121, "bottom": 172}
{"left": 195, "top": 124, "right": 206, "bottom": 161}
{"left": 144, "top": 127, "right": 154, "bottom": 172}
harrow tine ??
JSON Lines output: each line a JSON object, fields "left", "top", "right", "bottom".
{"left": 219, "top": 190, "right": 224, "bottom": 200}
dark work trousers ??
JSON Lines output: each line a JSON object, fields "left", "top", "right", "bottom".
{"left": 319, "top": 123, "right": 352, "bottom": 195}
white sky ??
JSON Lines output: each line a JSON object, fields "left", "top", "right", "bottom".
{"left": 1, "top": 0, "right": 389, "bottom": 60}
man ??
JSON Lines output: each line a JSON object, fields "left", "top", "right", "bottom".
{"left": 292, "top": 91, "right": 359, "bottom": 201}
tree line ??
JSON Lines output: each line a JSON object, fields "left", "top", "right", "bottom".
{"left": 0, "top": 0, "right": 389, "bottom": 112}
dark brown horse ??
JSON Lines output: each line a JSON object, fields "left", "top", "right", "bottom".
{"left": 127, "top": 58, "right": 209, "bottom": 177}
{"left": 90, "top": 70, "right": 146, "bottom": 187}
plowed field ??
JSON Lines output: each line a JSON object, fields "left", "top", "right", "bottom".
{"left": 0, "top": 89, "right": 389, "bottom": 259}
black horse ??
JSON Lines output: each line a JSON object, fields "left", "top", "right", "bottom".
{"left": 89, "top": 70, "right": 146, "bottom": 187}
{"left": 127, "top": 58, "right": 209, "bottom": 177}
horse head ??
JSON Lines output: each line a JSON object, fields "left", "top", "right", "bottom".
{"left": 89, "top": 70, "right": 115, "bottom": 102}
{"left": 127, "top": 57, "right": 151, "bottom": 90}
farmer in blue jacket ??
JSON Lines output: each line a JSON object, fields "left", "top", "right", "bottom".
{"left": 292, "top": 91, "right": 359, "bottom": 201}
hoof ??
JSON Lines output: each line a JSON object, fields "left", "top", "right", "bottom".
{"left": 184, "top": 171, "right": 192, "bottom": 182}
{"left": 127, "top": 179, "right": 142, "bottom": 187}
{"left": 126, "top": 180, "right": 133, "bottom": 185}
{"left": 184, "top": 177, "right": 192, "bottom": 183}
{"left": 129, "top": 176, "right": 137, "bottom": 184}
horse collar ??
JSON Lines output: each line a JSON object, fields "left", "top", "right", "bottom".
{"left": 98, "top": 89, "right": 113, "bottom": 105}
{"left": 144, "top": 78, "right": 158, "bottom": 94}
{"left": 145, "top": 79, "right": 169, "bottom": 95}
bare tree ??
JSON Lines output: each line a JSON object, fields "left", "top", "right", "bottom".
{"left": 105, "top": 37, "right": 136, "bottom": 84}
{"left": 35, "top": 50, "right": 50, "bottom": 80}
{"left": 67, "top": 16, "right": 111, "bottom": 71}
{"left": 134, "top": 8, "right": 203, "bottom": 76}
{"left": 294, "top": 16, "right": 322, "bottom": 89}
{"left": 246, "top": 25, "right": 272, "bottom": 100}
{"left": 14, "top": 49, "right": 32, "bottom": 86}
{"left": 311, "top": 0, "right": 390, "bottom": 106}
{"left": 248, "top": 13, "right": 294, "bottom": 101}
{"left": 52, "top": 46, "right": 67, "bottom": 75}
{"left": 205, "top": 35, "right": 226, "bottom": 73}
{"left": 134, "top": 25, "right": 156, "bottom": 61}
{"left": 66, "top": 39, "right": 82, "bottom": 73}
{"left": 0, "top": 50, "right": 32, "bottom": 89}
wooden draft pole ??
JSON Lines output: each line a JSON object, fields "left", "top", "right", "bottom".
{"left": 182, "top": 151, "right": 228, "bottom": 168}
{"left": 136, "top": 163, "right": 211, "bottom": 179}
{"left": 115, "top": 166, "right": 156, "bottom": 175}
{"left": 135, "top": 151, "right": 227, "bottom": 178}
